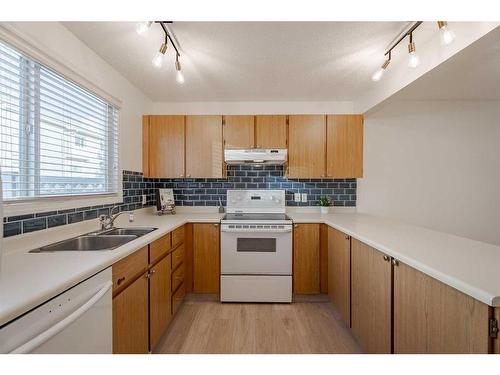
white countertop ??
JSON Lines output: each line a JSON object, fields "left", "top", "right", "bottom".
{"left": 289, "top": 212, "right": 500, "bottom": 308}
{"left": 2, "top": 207, "right": 500, "bottom": 327}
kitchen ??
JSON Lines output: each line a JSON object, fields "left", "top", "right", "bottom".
{"left": 1, "top": 1, "right": 500, "bottom": 373}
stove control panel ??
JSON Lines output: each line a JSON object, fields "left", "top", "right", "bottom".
{"left": 226, "top": 190, "right": 286, "bottom": 213}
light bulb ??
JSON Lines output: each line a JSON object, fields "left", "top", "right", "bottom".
{"left": 152, "top": 43, "right": 168, "bottom": 69}
{"left": 408, "top": 51, "right": 420, "bottom": 68}
{"left": 136, "top": 21, "right": 152, "bottom": 36}
{"left": 176, "top": 70, "right": 185, "bottom": 84}
{"left": 152, "top": 51, "right": 164, "bottom": 68}
{"left": 175, "top": 54, "right": 184, "bottom": 84}
{"left": 371, "top": 68, "right": 384, "bottom": 82}
{"left": 371, "top": 57, "right": 390, "bottom": 82}
{"left": 440, "top": 26, "right": 456, "bottom": 45}
{"left": 407, "top": 41, "right": 420, "bottom": 68}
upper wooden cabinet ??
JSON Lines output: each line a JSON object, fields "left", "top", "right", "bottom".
{"left": 143, "top": 115, "right": 185, "bottom": 178}
{"left": 327, "top": 115, "right": 363, "bottom": 178}
{"left": 185, "top": 115, "right": 223, "bottom": 178}
{"left": 255, "top": 115, "right": 287, "bottom": 149}
{"left": 293, "top": 223, "right": 320, "bottom": 294}
{"left": 351, "top": 238, "right": 392, "bottom": 354}
{"left": 288, "top": 115, "right": 326, "bottom": 178}
{"left": 223, "top": 115, "right": 255, "bottom": 149}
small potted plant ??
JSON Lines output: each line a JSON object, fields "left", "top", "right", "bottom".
{"left": 318, "top": 196, "right": 332, "bottom": 214}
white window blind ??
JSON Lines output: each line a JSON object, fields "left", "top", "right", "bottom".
{"left": 0, "top": 39, "right": 119, "bottom": 201}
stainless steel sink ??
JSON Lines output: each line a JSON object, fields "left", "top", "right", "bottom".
{"left": 29, "top": 227, "right": 158, "bottom": 253}
{"left": 100, "top": 227, "right": 157, "bottom": 237}
{"left": 30, "top": 235, "right": 138, "bottom": 253}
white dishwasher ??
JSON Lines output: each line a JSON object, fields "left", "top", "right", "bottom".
{"left": 0, "top": 267, "right": 112, "bottom": 354}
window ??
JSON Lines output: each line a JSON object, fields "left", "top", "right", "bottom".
{"left": 0, "top": 39, "right": 119, "bottom": 201}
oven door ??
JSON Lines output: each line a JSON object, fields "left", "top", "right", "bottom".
{"left": 220, "top": 224, "right": 292, "bottom": 275}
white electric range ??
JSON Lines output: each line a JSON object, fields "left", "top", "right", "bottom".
{"left": 220, "top": 190, "right": 292, "bottom": 303}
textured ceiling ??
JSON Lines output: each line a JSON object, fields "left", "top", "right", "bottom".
{"left": 63, "top": 21, "right": 406, "bottom": 102}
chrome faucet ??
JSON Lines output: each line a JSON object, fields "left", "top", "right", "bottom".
{"left": 99, "top": 205, "right": 127, "bottom": 231}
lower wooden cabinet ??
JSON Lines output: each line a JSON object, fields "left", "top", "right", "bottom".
{"left": 193, "top": 223, "right": 220, "bottom": 293}
{"left": 293, "top": 223, "right": 320, "bottom": 294}
{"left": 149, "top": 254, "right": 172, "bottom": 351}
{"left": 113, "top": 273, "right": 149, "bottom": 354}
{"left": 351, "top": 238, "right": 392, "bottom": 354}
{"left": 393, "top": 260, "right": 490, "bottom": 353}
{"left": 327, "top": 227, "right": 351, "bottom": 326}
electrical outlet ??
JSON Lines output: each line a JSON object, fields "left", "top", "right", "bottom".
{"left": 301, "top": 193, "right": 308, "bottom": 203}
{"left": 294, "top": 193, "right": 301, "bottom": 202}
{"left": 142, "top": 195, "right": 147, "bottom": 205}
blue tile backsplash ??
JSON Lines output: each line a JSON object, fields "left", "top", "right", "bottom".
{"left": 3, "top": 166, "right": 356, "bottom": 237}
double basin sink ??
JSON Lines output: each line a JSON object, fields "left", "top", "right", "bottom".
{"left": 29, "top": 227, "right": 157, "bottom": 253}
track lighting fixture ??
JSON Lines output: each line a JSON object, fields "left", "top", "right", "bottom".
{"left": 372, "top": 52, "right": 391, "bottom": 82}
{"left": 142, "top": 21, "right": 185, "bottom": 82}
{"left": 152, "top": 37, "right": 168, "bottom": 68}
{"left": 437, "top": 21, "right": 456, "bottom": 45}
{"left": 371, "top": 21, "right": 458, "bottom": 81}
{"left": 175, "top": 54, "right": 185, "bottom": 84}
{"left": 407, "top": 33, "right": 420, "bottom": 68}
{"left": 136, "top": 21, "right": 152, "bottom": 36}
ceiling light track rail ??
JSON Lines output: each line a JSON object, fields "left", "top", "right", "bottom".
{"left": 384, "top": 21, "right": 422, "bottom": 57}
{"left": 155, "top": 21, "right": 180, "bottom": 57}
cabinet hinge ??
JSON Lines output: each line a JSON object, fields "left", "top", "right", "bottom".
{"left": 489, "top": 318, "right": 498, "bottom": 338}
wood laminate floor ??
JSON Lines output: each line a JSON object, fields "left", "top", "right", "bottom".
{"left": 154, "top": 294, "right": 363, "bottom": 354}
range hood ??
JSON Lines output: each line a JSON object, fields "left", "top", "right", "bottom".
{"left": 224, "top": 149, "right": 287, "bottom": 165}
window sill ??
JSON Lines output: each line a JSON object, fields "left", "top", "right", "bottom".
{"left": 3, "top": 192, "right": 123, "bottom": 218}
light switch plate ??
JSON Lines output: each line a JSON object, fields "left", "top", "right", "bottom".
{"left": 301, "top": 193, "right": 307, "bottom": 203}
{"left": 142, "top": 195, "right": 147, "bottom": 205}
{"left": 294, "top": 193, "right": 301, "bottom": 202}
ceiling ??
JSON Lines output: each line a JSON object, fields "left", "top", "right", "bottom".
{"left": 390, "top": 25, "right": 500, "bottom": 101}
{"left": 63, "top": 22, "right": 406, "bottom": 102}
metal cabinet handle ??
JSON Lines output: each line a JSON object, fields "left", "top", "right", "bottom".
{"left": 294, "top": 224, "right": 299, "bottom": 228}
{"left": 117, "top": 276, "right": 125, "bottom": 285}
{"left": 150, "top": 269, "right": 156, "bottom": 274}
{"left": 187, "top": 174, "right": 191, "bottom": 178}
{"left": 180, "top": 174, "right": 184, "bottom": 178}
{"left": 383, "top": 255, "right": 390, "bottom": 262}
{"left": 145, "top": 272, "right": 151, "bottom": 279}
{"left": 391, "top": 258, "right": 399, "bottom": 266}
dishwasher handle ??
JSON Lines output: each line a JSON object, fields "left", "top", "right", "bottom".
{"left": 10, "top": 280, "right": 112, "bottom": 354}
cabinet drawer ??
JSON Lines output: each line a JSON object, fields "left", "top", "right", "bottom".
{"left": 172, "top": 263, "right": 185, "bottom": 292}
{"left": 171, "top": 243, "right": 185, "bottom": 271}
{"left": 172, "top": 225, "right": 185, "bottom": 248}
{"left": 113, "top": 246, "right": 149, "bottom": 295}
{"left": 172, "top": 282, "right": 185, "bottom": 315}
{"left": 149, "top": 233, "right": 171, "bottom": 265}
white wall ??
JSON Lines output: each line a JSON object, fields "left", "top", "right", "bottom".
{"left": 148, "top": 101, "right": 355, "bottom": 114}
{"left": 358, "top": 100, "right": 500, "bottom": 245}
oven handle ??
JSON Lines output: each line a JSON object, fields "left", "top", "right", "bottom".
{"left": 220, "top": 227, "right": 292, "bottom": 233}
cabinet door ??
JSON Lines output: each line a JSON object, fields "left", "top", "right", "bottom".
{"left": 255, "top": 115, "right": 287, "bottom": 149}
{"left": 293, "top": 223, "right": 320, "bottom": 294}
{"left": 149, "top": 254, "right": 172, "bottom": 351}
{"left": 393, "top": 261, "right": 490, "bottom": 353}
{"left": 185, "top": 115, "right": 223, "bottom": 178}
{"left": 327, "top": 227, "right": 351, "bottom": 326}
{"left": 288, "top": 115, "right": 326, "bottom": 178}
{"left": 193, "top": 223, "right": 220, "bottom": 293}
{"left": 351, "top": 239, "right": 392, "bottom": 353}
{"left": 146, "top": 115, "right": 185, "bottom": 178}
{"left": 223, "top": 115, "right": 255, "bottom": 149}
{"left": 113, "top": 273, "right": 149, "bottom": 353}
{"left": 326, "top": 115, "right": 363, "bottom": 178}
